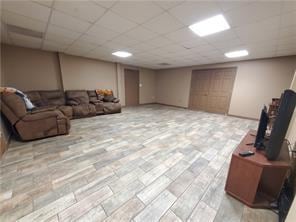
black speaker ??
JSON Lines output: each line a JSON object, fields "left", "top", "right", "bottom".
{"left": 266, "top": 89, "right": 296, "bottom": 160}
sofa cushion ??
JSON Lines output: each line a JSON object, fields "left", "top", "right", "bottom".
{"left": 66, "top": 90, "right": 89, "bottom": 105}
{"left": 58, "top": 105, "right": 73, "bottom": 119}
{"left": 103, "top": 102, "right": 121, "bottom": 114}
{"left": 103, "top": 95, "right": 115, "bottom": 102}
{"left": 87, "top": 90, "right": 99, "bottom": 103}
{"left": 72, "top": 104, "right": 96, "bottom": 118}
{"left": 26, "top": 91, "right": 45, "bottom": 107}
{"left": 39, "top": 90, "right": 66, "bottom": 106}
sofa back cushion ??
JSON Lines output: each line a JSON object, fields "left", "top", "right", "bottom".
{"left": 26, "top": 91, "right": 44, "bottom": 107}
{"left": 0, "top": 93, "right": 27, "bottom": 124}
{"left": 66, "top": 90, "right": 89, "bottom": 105}
{"left": 40, "top": 90, "right": 66, "bottom": 106}
{"left": 87, "top": 90, "right": 98, "bottom": 103}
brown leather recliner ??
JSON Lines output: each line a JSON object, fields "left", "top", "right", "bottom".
{"left": 89, "top": 90, "right": 121, "bottom": 114}
{"left": 87, "top": 90, "right": 104, "bottom": 115}
{"left": 65, "top": 90, "right": 96, "bottom": 118}
{"left": 0, "top": 93, "right": 70, "bottom": 141}
{"left": 26, "top": 90, "right": 73, "bottom": 119}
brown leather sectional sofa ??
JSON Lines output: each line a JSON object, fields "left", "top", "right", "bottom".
{"left": 0, "top": 90, "right": 121, "bottom": 141}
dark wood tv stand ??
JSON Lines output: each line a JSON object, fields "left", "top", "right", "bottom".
{"left": 225, "top": 130, "right": 290, "bottom": 208}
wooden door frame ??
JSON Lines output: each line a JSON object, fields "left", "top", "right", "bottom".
{"left": 188, "top": 67, "right": 237, "bottom": 114}
{"left": 124, "top": 68, "right": 140, "bottom": 106}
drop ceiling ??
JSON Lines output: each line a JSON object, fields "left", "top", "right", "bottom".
{"left": 1, "top": 0, "right": 296, "bottom": 69}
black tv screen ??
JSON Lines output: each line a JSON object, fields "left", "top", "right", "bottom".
{"left": 266, "top": 89, "right": 296, "bottom": 160}
{"left": 255, "top": 106, "right": 269, "bottom": 149}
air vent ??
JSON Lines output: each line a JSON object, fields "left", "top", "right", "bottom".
{"left": 6, "top": 24, "right": 43, "bottom": 39}
{"left": 158, "top": 63, "right": 170, "bottom": 66}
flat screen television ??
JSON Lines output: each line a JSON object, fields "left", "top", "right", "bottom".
{"left": 255, "top": 106, "right": 269, "bottom": 150}
{"left": 265, "top": 89, "right": 296, "bottom": 160}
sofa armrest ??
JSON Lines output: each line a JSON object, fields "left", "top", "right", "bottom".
{"left": 21, "top": 110, "right": 62, "bottom": 121}
{"left": 112, "top": 98, "right": 120, "bottom": 103}
{"left": 30, "top": 106, "right": 57, "bottom": 114}
{"left": 90, "top": 100, "right": 103, "bottom": 105}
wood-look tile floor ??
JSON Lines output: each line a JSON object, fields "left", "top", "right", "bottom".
{"left": 0, "top": 105, "right": 278, "bottom": 222}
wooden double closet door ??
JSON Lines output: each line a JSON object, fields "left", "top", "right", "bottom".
{"left": 189, "top": 68, "right": 237, "bottom": 114}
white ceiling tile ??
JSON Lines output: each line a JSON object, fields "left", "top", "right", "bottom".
{"left": 111, "top": 1, "right": 163, "bottom": 24}
{"left": 42, "top": 40, "right": 68, "bottom": 52}
{"left": 205, "top": 30, "right": 238, "bottom": 44}
{"left": 66, "top": 40, "right": 98, "bottom": 55}
{"left": 131, "top": 42, "right": 155, "bottom": 52}
{"left": 146, "top": 36, "right": 174, "bottom": 48}
{"left": 278, "top": 26, "right": 296, "bottom": 38}
{"left": 91, "top": 0, "right": 117, "bottom": 9}
{"left": 165, "top": 27, "right": 200, "bottom": 43}
{"left": 86, "top": 24, "right": 119, "bottom": 41}
{"left": 210, "top": 38, "right": 242, "bottom": 51}
{"left": 9, "top": 32, "right": 42, "bottom": 49}
{"left": 277, "top": 41, "right": 296, "bottom": 51}
{"left": 2, "top": 10, "right": 47, "bottom": 32}
{"left": 125, "top": 26, "right": 157, "bottom": 41}
{"left": 190, "top": 43, "right": 216, "bottom": 53}
{"left": 181, "top": 39, "right": 208, "bottom": 49}
{"left": 46, "top": 25, "right": 81, "bottom": 45}
{"left": 282, "top": 1, "right": 296, "bottom": 13}
{"left": 79, "top": 33, "right": 107, "bottom": 46}
{"left": 103, "top": 40, "right": 131, "bottom": 51}
{"left": 32, "top": 0, "right": 53, "bottom": 8}
{"left": 158, "top": 43, "right": 186, "bottom": 53}
{"left": 280, "top": 11, "right": 296, "bottom": 28}
{"left": 50, "top": 10, "right": 91, "bottom": 33}
{"left": 225, "top": 2, "right": 282, "bottom": 28}
{"left": 154, "top": 1, "right": 184, "bottom": 10}
{"left": 95, "top": 11, "right": 137, "bottom": 33}
{"left": 143, "top": 12, "right": 184, "bottom": 34}
{"left": 276, "top": 48, "right": 296, "bottom": 57}
{"left": 277, "top": 35, "right": 296, "bottom": 46}
{"left": 110, "top": 34, "right": 140, "bottom": 47}
{"left": 85, "top": 46, "right": 112, "bottom": 57}
{"left": 3, "top": 1, "right": 295, "bottom": 69}
{"left": 216, "top": 1, "right": 251, "bottom": 12}
{"left": 2, "top": 0, "right": 51, "bottom": 22}
{"left": 236, "top": 26, "right": 278, "bottom": 43}
{"left": 169, "top": 2, "right": 221, "bottom": 26}
{"left": 53, "top": 1, "right": 106, "bottom": 23}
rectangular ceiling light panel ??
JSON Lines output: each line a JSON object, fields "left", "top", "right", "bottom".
{"left": 189, "top": 14, "right": 230, "bottom": 37}
{"left": 225, "top": 50, "right": 249, "bottom": 58}
{"left": 112, "top": 51, "right": 132, "bottom": 58}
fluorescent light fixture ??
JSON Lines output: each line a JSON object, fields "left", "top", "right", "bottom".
{"left": 189, "top": 14, "right": 230, "bottom": 37}
{"left": 225, "top": 50, "right": 249, "bottom": 58}
{"left": 112, "top": 51, "right": 132, "bottom": 58}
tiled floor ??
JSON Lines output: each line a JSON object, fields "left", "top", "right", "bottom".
{"left": 0, "top": 105, "right": 277, "bottom": 222}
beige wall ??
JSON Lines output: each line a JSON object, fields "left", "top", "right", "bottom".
{"left": 156, "top": 56, "right": 296, "bottom": 119}
{"left": 59, "top": 53, "right": 118, "bottom": 96}
{"left": 156, "top": 67, "right": 192, "bottom": 107}
{"left": 1, "top": 44, "right": 62, "bottom": 90}
{"left": 140, "top": 68, "right": 156, "bottom": 104}
{"left": 118, "top": 64, "right": 156, "bottom": 106}
{"left": 1, "top": 44, "right": 156, "bottom": 106}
